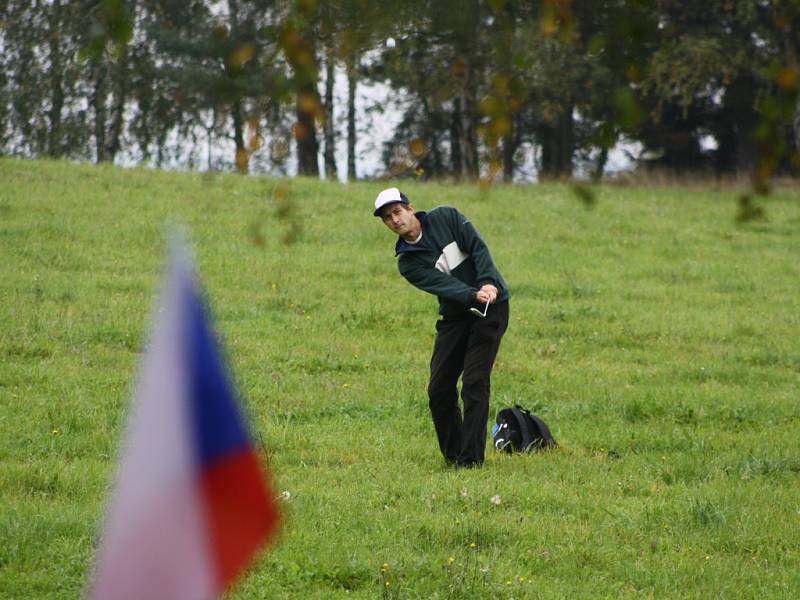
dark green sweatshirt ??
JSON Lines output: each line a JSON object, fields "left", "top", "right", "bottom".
{"left": 394, "top": 206, "right": 509, "bottom": 318}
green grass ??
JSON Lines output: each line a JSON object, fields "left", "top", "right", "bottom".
{"left": 1, "top": 158, "right": 799, "bottom": 598}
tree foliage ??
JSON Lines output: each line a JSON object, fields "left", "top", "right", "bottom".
{"left": 0, "top": 0, "right": 797, "bottom": 192}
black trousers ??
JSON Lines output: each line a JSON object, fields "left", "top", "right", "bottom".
{"left": 427, "top": 300, "right": 509, "bottom": 466}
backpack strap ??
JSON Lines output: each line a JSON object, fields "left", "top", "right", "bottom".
{"left": 528, "top": 413, "right": 557, "bottom": 448}
{"left": 511, "top": 406, "right": 534, "bottom": 451}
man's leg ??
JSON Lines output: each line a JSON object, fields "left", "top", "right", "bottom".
{"left": 428, "top": 318, "right": 470, "bottom": 464}
{"left": 457, "top": 301, "right": 509, "bottom": 466}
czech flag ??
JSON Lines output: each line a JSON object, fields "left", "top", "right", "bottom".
{"left": 91, "top": 242, "right": 279, "bottom": 599}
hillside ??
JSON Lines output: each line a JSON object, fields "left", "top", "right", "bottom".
{"left": 1, "top": 158, "right": 799, "bottom": 598}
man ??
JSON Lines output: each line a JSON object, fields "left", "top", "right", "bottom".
{"left": 374, "top": 187, "right": 509, "bottom": 468}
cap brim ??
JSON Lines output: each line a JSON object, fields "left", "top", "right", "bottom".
{"left": 374, "top": 200, "right": 405, "bottom": 217}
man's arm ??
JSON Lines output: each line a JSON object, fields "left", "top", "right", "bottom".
{"left": 449, "top": 208, "right": 502, "bottom": 292}
{"left": 399, "top": 258, "right": 477, "bottom": 306}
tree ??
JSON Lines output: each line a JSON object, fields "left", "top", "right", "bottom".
{"left": 371, "top": 0, "right": 496, "bottom": 180}
{"left": 280, "top": 2, "right": 322, "bottom": 178}
{"left": 632, "top": 0, "right": 799, "bottom": 178}
{"left": 1, "top": 0, "right": 94, "bottom": 160}
{"left": 143, "top": 0, "right": 288, "bottom": 174}
{"left": 1, "top": 0, "right": 795, "bottom": 189}
{"left": 323, "top": 0, "right": 390, "bottom": 181}
{"left": 84, "top": 0, "right": 136, "bottom": 164}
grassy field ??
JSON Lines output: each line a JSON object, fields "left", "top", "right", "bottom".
{"left": 1, "top": 158, "right": 799, "bottom": 599}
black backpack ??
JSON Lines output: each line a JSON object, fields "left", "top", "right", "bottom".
{"left": 492, "top": 405, "right": 557, "bottom": 453}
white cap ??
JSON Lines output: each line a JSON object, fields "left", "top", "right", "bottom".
{"left": 373, "top": 187, "right": 409, "bottom": 216}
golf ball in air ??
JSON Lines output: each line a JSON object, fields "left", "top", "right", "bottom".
{"left": 386, "top": 37, "right": 396, "bottom": 49}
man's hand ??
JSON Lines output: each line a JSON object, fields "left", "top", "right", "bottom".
{"left": 476, "top": 284, "right": 498, "bottom": 304}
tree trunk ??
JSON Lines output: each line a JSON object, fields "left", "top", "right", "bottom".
{"left": 232, "top": 98, "right": 248, "bottom": 174}
{"left": 450, "top": 97, "right": 463, "bottom": 179}
{"left": 226, "top": 0, "right": 248, "bottom": 174}
{"left": 296, "top": 85, "right": 320, "bottom": 177}
{"left": 720, "top": 76, "right": 758, "bottom": 173}
{"left": 291, "top": 20, "right": 320, "bottom": 178}
{"left": 323, "top": 44, "right": 337, "bottom": 180}
{"left": 420, "top": 96, "right": 442, "bottom": 178}
{"left": 46, "top": 0, "right": 64, "bottom": 158}
{"left": 91, "top": 63, "right": 109, "bottom": 163}
{"left": 789, "top": 94, "right": 800, "bottom": 176}
{"left": 107, "top": 44, "right": 129, "bottom": 162}
{"left": 539, "top": 106, "right": 574, "bottom": 179}
{"left": 794, "top": 93, "right": 800, "bottom": 168}
{"left": 794, "top": 93, "right": 800, "bottom": 147}
{"left": 346, "top": 50, "right": 358, "bottom": 181}
{"left": 559, "top": 108, "right": 574, "bottom": 177}
{"left": 502, "top": 117, "right": 517, "bottom": 183}
{"left": 458, "top": 69, "right": 480, "bottom": 179}
{"left": 592, "top": 146, "right": 609, "bottom": 182}
{"left": 734, "top": 124, "right": 758, "bottom": 173}
{"left": 205, "top": 109, "right": 217, "bottom": 171}
{"left": 156, "top": 124, "right": 168, "bottom": 169}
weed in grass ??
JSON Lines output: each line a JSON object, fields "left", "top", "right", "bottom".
{"left": 441, "top": 547, "right": 492, "bottom": 599}
{"left": 733, "top": 454, "right": 800, "bottom": 480}
{"left": 689, "top": 498, "right": 727, "bottom": 527}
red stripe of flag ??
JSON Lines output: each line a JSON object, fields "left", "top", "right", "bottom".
{"left": 199, "top": 449, "right": 280, "bottom": 591}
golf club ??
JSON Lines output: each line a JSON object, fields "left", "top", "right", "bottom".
{"left": 470, "top": 302, "right": 489, "bottom": 318}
